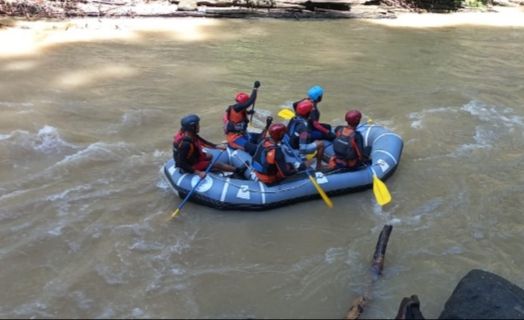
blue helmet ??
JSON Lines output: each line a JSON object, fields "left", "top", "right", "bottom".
{"left": 307, "top": 85, "right": 324, "bottom": 102}
{"left": 181, "top": 114, "right": 200, "bottom": 132}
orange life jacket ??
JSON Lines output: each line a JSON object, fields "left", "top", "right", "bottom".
{"left": 224, "top": 105, "right": 248, "bottom": 134}
{"left": 253, "top": 139, "right": 282, "bottom": 184}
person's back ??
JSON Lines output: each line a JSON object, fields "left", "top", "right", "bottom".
{"left": 286, "top": 100, "right": 325, "bottom": 170}
{"left": 252, "top": 123, "right": 297, "bottom": 184}
{"left": 292, "top": 85, "right": 335, "bottom": 141}
{"left": 328, "top": 110, "right": 368, "bottom": 170}
{"left": 174, "top": 114, "right": 245, "bottom": 178}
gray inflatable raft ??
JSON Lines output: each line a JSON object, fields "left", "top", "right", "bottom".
{"left": 161, "top": 124, "right": 403, "bottom": 210}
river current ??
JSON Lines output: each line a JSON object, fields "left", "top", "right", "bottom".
{"left": 1, "top": 18, "right": 523, "bottom": 318}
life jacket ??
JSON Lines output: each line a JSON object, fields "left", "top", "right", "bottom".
{"left": 332, "top": 126, "right": 363, "bottom": 167}
{"left": 287, "top": 116, "right": 309, "bottom": 149}
{"left": 223, "top": 105, "right": 248, "bottom": 134}
{"left": 173, "top": 130, "right": 201, "bottom": 165}
{"left": 252, "top": 139, "right": 277, "bottom": 175}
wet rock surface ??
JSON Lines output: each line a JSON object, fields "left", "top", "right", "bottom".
{"left": 439, "top": 269, "right": 524, "bottom": 319}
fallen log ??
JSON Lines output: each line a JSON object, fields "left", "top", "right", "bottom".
{"left": 346, "top": 224, "right": 393, "bottom": 319}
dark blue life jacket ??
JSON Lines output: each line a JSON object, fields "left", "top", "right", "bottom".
{"left": 287, "top": 116, "right": 309, "bottom": 149}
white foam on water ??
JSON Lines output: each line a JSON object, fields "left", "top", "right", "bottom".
{"left": 12, "top": 300, "right": 51, "bottom": 318}
{"left": 462, "top": 101, "right": 524, "bottom": 127}
{"left": 156, "top": 177, "right": 170, "bottom": 190}
{"left": 450, "top": 100, "right": 524, "bottom": 156}
{"left": 95, "top": 264, "right": 128, "bottom": 285}
{"left": 70, "top": 291, "right": 94, "bottom": 310}
{"left": 170, "top": 266, "right": 186, "bottom": 276}
{"left": 55, "top": 141, "right": 130, "bottom": 167}
{"left": 47, "top": 184, "right": 92, "bottom": 202}
{"left": 153, "top": 149, "right": 167, "bottom": 158}
{"left": 96, "top": 306, "right": 115, "bottom": 319}
{"left": 324, "top": 247, "right": 346, "bottom": 265}
{"left": 408, "top": 107, "right": 458, "bottom": 129}
{"left": 405, "top": 198, "right": 444, "bottom": 227}
{"left": 120, "top": 109, "right": 164, "bottom": 127}
{"left": 131, "top": 308, "right": 145, "bottom": 318}
{"left": 442, "top": 246, "right": 464, "bottom": 255}
{"left": 9, "top": 221, "right": 33, "bottom": 232}
{"left": 47, "top": 223, "right": 65, "bottom": 236}
{"left": 342, "top": 249, "right": 361, "bottom": 267}
{"left": 129, "top": 240, "right": 165, "bottom": 252}
{"left": 34, "top": 125, "right": 78, "bottom": 154}
{"left": 112, "top": 222, "right": 154, "bottom": 238}
{"left": 0, "top": 101, "right": 34, "bottom": 108}
{"left": 0, "top": 126, "right": 78, "bottom": 159}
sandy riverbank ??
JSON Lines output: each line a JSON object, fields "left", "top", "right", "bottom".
{"left": 368, "top": 6, "right": 524, "bottom": 27}
{"left": 1, "top": 6, "right": 523, "bottom": 58}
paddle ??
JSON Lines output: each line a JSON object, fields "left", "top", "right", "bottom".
{"left": 169, "top": 149, "right": 226, "bottom": 220}
{"left": 283, "top": 140, "right": 333, "bottom": 208}
{"left": 278, "top": 108, "right": 295, "bottom": 120}
{"left": 364, "top": 117, "right": 392, "bottom": 207}
{"left": 373, "top": 173, "right": 391, "bottom": 207}
{"left": 281, "top": 106, "right": 392, "bottom": 206}
{"left": 248, "top": 80, "right": 261, "bottom": 126}
{"left": 258, "top": 116, "right": 273, "bottom": 143}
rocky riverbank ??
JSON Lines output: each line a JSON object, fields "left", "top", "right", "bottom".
{"left": 1, "top": 0, "right": 522, "bottom": 21}
{"left": 0, "top": 0, "right": 392, "bottom": 20}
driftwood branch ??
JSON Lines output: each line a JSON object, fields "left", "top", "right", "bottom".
{"left": 346, "top": 224, "right": 393, "bottom": 319}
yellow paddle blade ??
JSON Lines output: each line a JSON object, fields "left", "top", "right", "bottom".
{"left": 308, "top": 175, "right": 333, "bottom": 208}
{"left": 168, "top": 208, "right": 181, "bottom": 221}
{"left": 305, "top": 151, "right": 317, "bottom": 161}
{"left": 278, "top": 108, "right": 295, "bottom": 120}
{"left": 373, "top": 175, "right": 391, "bottom": 207}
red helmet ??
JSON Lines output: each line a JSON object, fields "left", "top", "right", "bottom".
{"left": 235, "top": 92, "right": 249, "bottom": 104}
{"left": 296, "top": 100, "right": 313, "bottom": 117}
{"left": 268, "top": 123, "right": 287, "bottom": 141}
{"left": 345, "top": 110, "right": 362, "bottom": 127}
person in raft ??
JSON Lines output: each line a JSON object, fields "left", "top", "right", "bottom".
{"left": 328, "top": 110, "right": 370, "bottom": 171}
{"left": 286, "top": 99, "right": 325, "bottom": 171}
{"left": 224, "top": 80, "right": 262, "bottom": 156}
{"left": 252, "top": 123, "right": 300, "bottom": 184}
{"left": 173, "top": 114, "right": 246, "bottom": 178}
{"left": 292, "top": 85, "right": 336, "bottom": 141}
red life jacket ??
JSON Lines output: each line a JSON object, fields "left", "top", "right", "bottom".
{"left": 224, "top": 105, "right": 248, "bottom": 134}
{"left": 173, "top": 130, "right": 202, "bottom": 164}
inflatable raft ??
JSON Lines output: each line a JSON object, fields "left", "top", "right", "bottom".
{"left": 161, "top": 123, "right": 403, "bottom": 210}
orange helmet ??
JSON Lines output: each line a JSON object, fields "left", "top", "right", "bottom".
{"left": 296, "top": 100, "right": 313, "bottom": 117}
{"left": 268, "top": 123, "right": 287, "bottom": 141}
{"left": 235, "top": 92, "right": 249, "bottom": 104}
{"left": 345, "top": 110, "right": 362, "bottom": 127}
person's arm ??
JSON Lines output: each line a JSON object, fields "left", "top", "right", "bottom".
{"left": 177, "top": 141, "right": 196, "bottom": 174}
{"left": 275, "top": 148, "right": 296, "bottom": 177}
{"left": 310, "top": 107, "right": 330, "bottom": 135}
{"left": 298, "top": 129, "right": 310, "bottom": 153}
{"left": 292, "top": 99, "right": 300, "bottom": 112}
{"left": 355, "top": 132, "right": 369, "bottom": 162}
{"left": 196, "top": 135, "right": 225, "bottom": 149}
{"left": 232, "top": 88, "right": 258, "bottom": 112}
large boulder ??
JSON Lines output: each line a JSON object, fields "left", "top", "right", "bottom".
{"left": 439, "top": 269, "right": 524, "bottom": 319}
